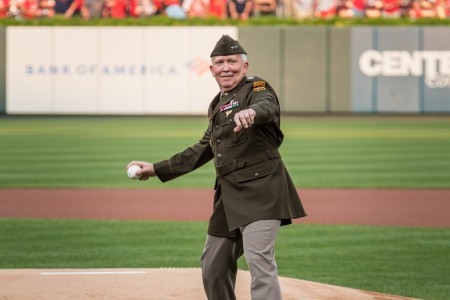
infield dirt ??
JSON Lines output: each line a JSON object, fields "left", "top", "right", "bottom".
{"left": 0, "top": 268, "right": 421, "bottom": 300}
{"left": 1, "top": 188, "right": 448, "bottom": 227}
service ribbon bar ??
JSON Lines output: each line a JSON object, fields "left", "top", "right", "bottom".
{"left": 220, "top": 100, "right": 239, "bottom": 112}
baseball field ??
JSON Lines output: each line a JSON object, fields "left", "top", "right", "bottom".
{"left": 0, "top": 115, "right": 449, "bottom": 299}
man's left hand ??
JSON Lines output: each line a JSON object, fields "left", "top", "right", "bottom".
{"left": 234, "top": 108, "right": 256, "bottom": 132}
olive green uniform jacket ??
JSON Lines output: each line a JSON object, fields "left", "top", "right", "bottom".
{"left": 154, "top": 76, "right": 307, "bottom": 237}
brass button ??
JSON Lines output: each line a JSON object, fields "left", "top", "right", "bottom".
{"left": 217, "top": 139, "right": 221, "bottom": 144}
{"left": 217, "top": 154, "right": 222, "bottom": 158}
{"left": 254, "top": 172, "right": 259, "bottom": 177}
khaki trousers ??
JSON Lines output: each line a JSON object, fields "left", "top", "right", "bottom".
{"left": 200, "top": 220, "right": 282, "bottom": 300}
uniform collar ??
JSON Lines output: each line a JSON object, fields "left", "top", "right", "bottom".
{"left": 209, "top": 76, "right": 248, "bottom": 120}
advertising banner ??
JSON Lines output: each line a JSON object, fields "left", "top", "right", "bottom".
{"left": 352, "top": 27, "right": 450, "bottom": 113}
{"left": 422, "top": 27, "right": 450, "bottom": 113}
{"left": 0, "top": 27, "right": 5, "bottom": 114}
{"left": 6, "top": 26, "right": 237, "bottom": 115}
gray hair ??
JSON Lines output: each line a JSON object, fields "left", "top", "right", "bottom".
{"left": 211, "top": 54, "right": 248, "bottom": 64}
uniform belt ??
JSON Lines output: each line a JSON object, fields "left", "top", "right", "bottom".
{"left": 216, "top": 149, "right": 281, "bottom": 177}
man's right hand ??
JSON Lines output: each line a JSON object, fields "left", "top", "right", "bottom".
{"left": 233, "top": 108, "right": 256, "bottom": 132}
{"left": 127, "top": 161, "right": 156, "bottom": 181}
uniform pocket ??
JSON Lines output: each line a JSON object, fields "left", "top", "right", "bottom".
{"left": 221, "top": 118, "right": 247, "bottom": 147}
{"left": 234, "top": 159, "right": 277, "bottom": 183}
{"left": 227, "top": 130, "right": 247, "bottom": 147}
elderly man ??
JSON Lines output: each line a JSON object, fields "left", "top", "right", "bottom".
{"left": 127, "top": 35, "right": 306, "bottom": 300}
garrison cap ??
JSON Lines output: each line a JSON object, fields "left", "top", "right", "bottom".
{"left": 210, "top": 35, "right": 247, "bottom": 57}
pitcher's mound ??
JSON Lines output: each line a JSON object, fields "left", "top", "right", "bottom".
{"left": 0, "top": 268, "right": 419, "bottom": 300}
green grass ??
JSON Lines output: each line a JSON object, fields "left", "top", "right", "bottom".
{"left": 1, "top": 115, "right": 450, "bottom": 188}
{"left": 1, "top": 116, "right": 449, "bottom": 299}
{"left": 0, "top": 218, "right": 449, "bottom": 299}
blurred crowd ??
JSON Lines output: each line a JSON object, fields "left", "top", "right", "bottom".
{"left": 0, "top": 0, "right": 449, "bottom": 20}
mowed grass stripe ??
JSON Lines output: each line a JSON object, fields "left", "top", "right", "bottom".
{"left": 0, "top": 218, "right": 448, "bottom": 300}
{"left": 282, "top": 134, "right": 450, "bottom": 187}
{"left": 1, "top": 116, "right": 449, "bottom": 188}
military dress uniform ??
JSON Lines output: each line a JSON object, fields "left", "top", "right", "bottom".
{"left": 153, "top": 75, "right": 306, "bottom": 236}
{"left": 152, "top": 35, "right": 306, "bottom": 300}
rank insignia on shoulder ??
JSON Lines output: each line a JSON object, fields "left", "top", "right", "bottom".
{"left": 253, "top": 81, "right": 266, "bottom": 91}
{"left": 254, "top": 81, "right": 265, "bottom": 88}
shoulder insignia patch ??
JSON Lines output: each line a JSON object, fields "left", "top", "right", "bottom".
{"left": 253, "top": 81, "right": 266, "bottom": 91}
{"left": 253, "top": 81, "right": 265, "bottom": 88}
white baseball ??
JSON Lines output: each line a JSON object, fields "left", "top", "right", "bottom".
{"left": 127, "top": 165, "right": 142, "bottom": 180}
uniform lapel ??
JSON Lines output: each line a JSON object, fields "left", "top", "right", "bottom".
{"left": 208, "top": 93, "right": 221, "bottom": 119}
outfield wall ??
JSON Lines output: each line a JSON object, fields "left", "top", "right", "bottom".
{"left": 4, "top": 26, "right": 237, "bottom": 115}
{"left": 1, "top": 26, "right": 449, "bottom": 115}
{"left": 0, "top": 27, "right": 5, "bottom": 114}
{"left": 240, "top": 26, "right": 450, "bottom": 113}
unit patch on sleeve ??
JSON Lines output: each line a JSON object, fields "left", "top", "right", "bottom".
{"left": 253, "top": 81, "right": 266, "bottom": 91}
